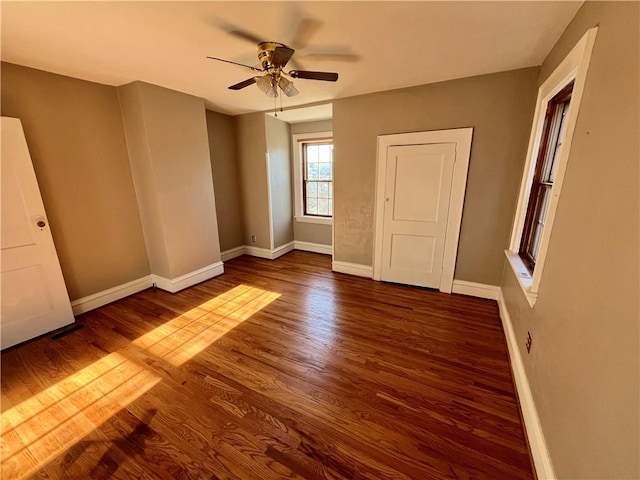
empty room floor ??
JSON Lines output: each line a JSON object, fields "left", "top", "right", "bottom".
{"left": 1, "top": 251, "right": 534, "bottom": 479}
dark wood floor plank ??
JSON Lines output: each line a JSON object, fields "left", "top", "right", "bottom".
{"left": 1, "top": 251, "right": 533, "bottom": 479}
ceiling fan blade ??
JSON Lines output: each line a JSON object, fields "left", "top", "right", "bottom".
{"left": 289, "top": 17, "right": 322, "bottom": 49}
{"left": 229, "top": 77, "right": 257, "bottom": 90}
{"left": 272, "top": 46, "right": 295, "bottom": 68}
{"left": 287, "top": 58, "right": 305, "bottom": 72}
{"left": 207, "top": 56, "right": 263, "bottom": 72}
{"left": 297, "top": 52, "right": 360, "bottom": 63}
{"left": 289, "top": 70, "right": 338, "bottom": 82}
{"left": 215, "top": 20, "right": 264, "bottom": 44}
{"left": 297, "top": 45, "right": 360, "bottom": 63}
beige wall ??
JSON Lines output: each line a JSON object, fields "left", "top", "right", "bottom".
{"left": 235, "top": 112, "right": 271, "bottom": 249}
{"left": 265, "top": 115, "right": 294, "bottom": 249}
{"left": 0, "top": 63, "right": 149, "bottom": 300}
{"left": 332, "top": 68, "right": 539, "bottom": 284}
{"left": 501, "top": 3, "right": 639, "bottom": 478}
{"left": 295, "top": 222, "right": 333, "bottom": 246}
{"left": 291, "top": 119, "right": 334, "bottom": 246}
{"left": 206, "top": 110, "right": 244, "bottom": 252}
{"left": 118, "top": 81, "right": 221, "bottom": 279}
{"left": 290, "top": 119, "right": 333, "bottom": 135}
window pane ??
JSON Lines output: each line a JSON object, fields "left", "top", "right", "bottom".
{"left": 306, "top": 144, "right": 319, "bottom": 163}
{"left": 549, "top": 103, "right": 570, "bottom": 182}
{"left": 306, "top": 162, "right": 319, "bottom": 180}
{"left": 530, "top": 222, "right": 543, "bottom": 261}
{"left": 328, "top": 199, "right": 333, "bottom": 214}
{"left": 318, "top": 182, "right": 329, "bottom": 198}
{"left": 318, "top": 144, "right": 332, "bottom": 162}
{"left": 306, "top": 182, "right": 317, "bottom": 198}
{"left": 306, "top": 198, "right": 317, "bottom": 214}
{"left": 317, "top": 199, "right": 329, "bottom": 216}
{"left": 318, "top": 162, "right": 332, "bottom": 180}
{"left": 537, "top": 185, "right": 552, "bottom": 226}
{"left": 527, "top": 186, "right": 551, "bottom": 261}
{"left": 328, "top": 182, "right": 333, "bottom": 198}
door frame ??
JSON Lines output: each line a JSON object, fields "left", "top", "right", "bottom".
{"left": 373, "top": 128, "right": 473, "bottom": 293}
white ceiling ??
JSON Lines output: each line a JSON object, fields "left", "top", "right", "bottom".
{"left": 265, "top": 103, "right": 332, "bottom": 124}
{"left": 1, "top": 1, "right": 582, "bottom": 117}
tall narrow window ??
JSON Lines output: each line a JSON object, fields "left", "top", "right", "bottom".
{"left": 302, "top": 141, "right": 333, "bottom": 217}
{"left": 519, "top": 81, "right": 573, "bottom": 270}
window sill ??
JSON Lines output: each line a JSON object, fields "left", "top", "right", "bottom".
{"left": 504, "top": 250, "right": 538, "bottom": 307}
{"left": 295, "top": 215, "right": 333, "bottom": 226}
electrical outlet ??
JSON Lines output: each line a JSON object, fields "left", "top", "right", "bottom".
{"left": 251, "top": 235, "right": 256, "bottom": 244}
{"left": 526, "top": 331, "right": 533, "bottom": 353}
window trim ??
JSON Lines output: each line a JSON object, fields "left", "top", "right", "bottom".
{"left": 292, "top": 131, "right": 333, "bottom": 225}
{"left": 506, "top": 27, "right": 597, "bottom": 307}
{"left": 519, "top": 81, "right": 573, "bottom": 271}
{"left": 302, "top": 141, "right": 333, "bottom": 218}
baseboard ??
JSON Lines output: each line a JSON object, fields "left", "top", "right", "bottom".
{"left": 221, "top": 246, "right": 246, "bottom": 262}
{"left": 332, "top": 261, "right": 373, "bottom": 278}
{"left": 152, "top": 261, "right": 225, "bottom": 294}
{"left": 294, "top": 241, "right": 332, "bottom": 255}
{"left": 498, "top": 290, "right": 555, "bottom": 480}
{"left": 244, "top": 245, "right": 273, "bottom": 259}
{"left": 272, "top": 241, "right": 295, "bottom": 259}
{"left": 222, "top": 242, "right": 334, "bottom": 260}
{"left": 452, "top": 280, "right": 500, "bottom": 300}
{"left": 71, "top": 275, "right": 153, "bottom": 315}
{"left": 234, "top": 243, "right": 296, "bottom": 260}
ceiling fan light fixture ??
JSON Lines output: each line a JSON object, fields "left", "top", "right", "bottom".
{"left": 256, "top": 75, "right": 278, "bottom": 97}
{"left": 278, "top": 76, "right": 299, "bottom": 97}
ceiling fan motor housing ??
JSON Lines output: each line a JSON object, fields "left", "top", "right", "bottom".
{"left": 257, "top": 42, "right": 286, "bottom": 71}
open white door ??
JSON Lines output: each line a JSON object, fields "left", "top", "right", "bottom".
{"left": 1, "top": 117, "right": 74, "bottom": 349}
{"left": 381, "top": 143, "right": 456, "bottom": 288}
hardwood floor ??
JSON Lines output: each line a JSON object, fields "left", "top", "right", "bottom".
{"left": 1, "top": 251, "right": 534, "bottom": 479}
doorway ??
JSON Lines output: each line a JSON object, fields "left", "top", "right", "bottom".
{"left": 373, "top": 128, "right": 473, "bottom": 293}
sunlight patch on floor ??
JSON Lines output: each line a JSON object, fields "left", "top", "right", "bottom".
{"left": 0, "top": 283, "right": 281, "bottom": 478}
{"left": 0, "top": 352, "right": 160, "bottom": 479}
{"left": 133, "top": 284, "right": 281, "bottom": 366}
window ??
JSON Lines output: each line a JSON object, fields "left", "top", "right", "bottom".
{"left": 519, "top": 82, "right": 573, "bottom": 271}
{"left": 292, "top": 131, "right": 333, "bottom": 225}
{"left": 506, "top": 27, "right": 597, "bottom": 307}
{"left": 302, "top": 142, "right": 333, "bottom": 217}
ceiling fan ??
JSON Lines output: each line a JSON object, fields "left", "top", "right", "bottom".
{"left": 207, "top": 41, "right": 338, "bottom": 98}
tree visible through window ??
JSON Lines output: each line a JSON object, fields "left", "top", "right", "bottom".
{"left": 303, "top": 142, "right": 333, "bottom": 217}
{"left": 519, "top": 81, "right": 574, "bottom": 271}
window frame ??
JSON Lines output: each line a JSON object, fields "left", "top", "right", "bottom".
{"left": 302, "top": 141, "right": 333, "bottom": 218}
{"left": 519, "top": 81, "right": 573, "bottom": 271}
{"left": 292, "top": 131, "right": 333, "bottom": 225}
{"left": 506, "top": 27, "right": 597, "bottom": 307}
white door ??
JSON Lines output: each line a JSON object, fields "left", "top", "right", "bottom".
{"left": 1, "top": 117, "right": 74, "bottom": 349}
{"left": 381, "top": 143, "right": 456, "bottom": 288}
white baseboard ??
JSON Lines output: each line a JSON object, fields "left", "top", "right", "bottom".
{"left": 244, "top": 245, "right": 273, "bottom": 259}
{"left": 272, "top": 241, "right": 295, "bottom": 259}
{"left": 221, "top": 246, "right": 246, "bottom": 262}
{"left": 226, "top": 243, "right": 296, "bottom": 261}
{"left": 152, "top": 261, "right": 224, "bottom": 294}
{"left": 332, "top": 261, "right": 373, "bottom": 278}
{"left": 452, "top": 280, "right": 500, "bottom": 300}
{"left": 294, "top": 241, "right": 332, "bottom": 255}
{"left": 498, "top": 290, "right": 555, "bottom": 480}
{"left": 71, "top": 275, "right": 153, "bottom": 315}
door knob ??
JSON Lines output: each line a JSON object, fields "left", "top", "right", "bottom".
{"left": 37, "top": 220, "right": 46, "bottom": 228}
